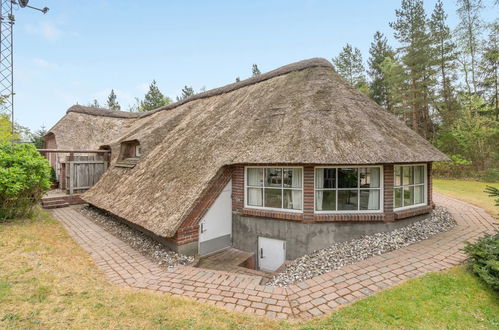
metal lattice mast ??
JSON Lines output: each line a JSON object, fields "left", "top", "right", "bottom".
{"left": 0, "top": 0, "right": 14, "bottom": 137}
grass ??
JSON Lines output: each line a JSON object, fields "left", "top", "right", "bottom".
{"left": 433, "top": 178, "right": 499, "bottom": 216}
{"left": 0, "top": 206, "right": 497, "bottom": 329}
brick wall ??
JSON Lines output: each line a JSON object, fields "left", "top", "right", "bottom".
{"left": 174, "top": 162, "right": 434, "bottom": 246}
{"left": 231, "top": 163, "right": 432, "bottom": 224}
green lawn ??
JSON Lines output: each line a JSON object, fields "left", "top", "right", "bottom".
{"left": 1, "top": 200, "right": 497, "bottom": 328}
{"left": 433, "top": 178, "right": 499, "bottom": 216}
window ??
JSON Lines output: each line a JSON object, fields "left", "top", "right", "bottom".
{"left": 135, "top": 145, "right": 142, "bottom": 157}
{"left": 245, "top": 167, "right": 303, "bottom": 211}
{"left": 315, "top": 167, "right": 382, "bottom": 212}
{"left": 394, "top": 165, "right": 426, "bottom": 209}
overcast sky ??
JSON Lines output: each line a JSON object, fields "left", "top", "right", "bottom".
{"left": 14, "top": 0, "right": 498, "bottom": 131}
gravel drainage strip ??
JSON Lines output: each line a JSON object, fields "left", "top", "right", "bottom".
{"left": 79, "top": 205, "right": 194, "bottom": 268}
{"left": 267, "top": 207, "right": 456, "bottom": 287}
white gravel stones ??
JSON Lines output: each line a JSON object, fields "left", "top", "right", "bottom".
{"left": 267, "top": 207, "right": 456, "bottom": 287}
{"left": 79, "top": 205, "right": 194, "bottom": 268}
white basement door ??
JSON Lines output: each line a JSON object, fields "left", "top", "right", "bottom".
{"left": 258, "top": 237, "right": 286, "bottom": 272}
{"left": 198, "top": 180, "right": 232, "bottom": 256}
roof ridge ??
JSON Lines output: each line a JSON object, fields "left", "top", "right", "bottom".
{"left": 67, "top": 58, "right": 333, "bottom": 119}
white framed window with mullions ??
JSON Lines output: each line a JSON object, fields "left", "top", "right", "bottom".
{"left": 315, "top": 166, "right": 383, "bottom": 213}
{"left": 245, "top": 167, "right": 303, "bottom": 212}
{"left": 394, "top": 164, "right": 427, "bottom": 210}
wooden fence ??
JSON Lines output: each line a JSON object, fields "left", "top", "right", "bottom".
{"left": 63, "top": 155, "right": 108, "bottom": 194}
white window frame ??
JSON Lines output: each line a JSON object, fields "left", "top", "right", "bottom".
{"left": 393, "top": 163, "right": 428, "bottom": 211}
{"left": 314, "top": 165, "right": 384, "bottom": 214}
{"left": 244, "top": 166, "right": 304, "bottom": 213}
{"left": 135, "top": 145, "right": 142, "bottom": 157}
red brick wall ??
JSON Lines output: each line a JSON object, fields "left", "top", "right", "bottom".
{"left": 384, "top": 164, "right": 395, "bottom": 222}
{"left": 427, "top": 162, "right": 433, "bottom": 207}
{"left": 174, "top": 163, "right": 434, "bottom": 245}
{"left": 231, "top": 163, "right": 432, "bottom": 224}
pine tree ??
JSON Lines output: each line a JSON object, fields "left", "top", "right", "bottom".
{"left": 390, "top": 0, "right": 434, "bottom": 138}
{"left": 140, "top": 80, "right": 168, "bottom": 111}
{"left": 176, "top": 85, "right": 195, "bottom": 101}
{"left": 380, "top": 57, "right": 410, "bottom": 119}
{"left": 252, "top": 64, "right": 261, "bottom": 77}
{"left": 456, "top": 0, "right": 484, "bottom": 94}
{"left": 368, "top": 31, "right": 395, "bottom": 110}
{"left": 429, "top": 0, "right": 459, "bottom": 125}
{"left": 106, "top": 89, "right": 121, "bottom": 111}
{"left": 480, "top": 21, "right": 499, "bottom": 119}
{"left": 88, "top": 99, "right": 101, "bottom": 108}
{"left": 333, "top": 44, "right": 368, "bottom": 93}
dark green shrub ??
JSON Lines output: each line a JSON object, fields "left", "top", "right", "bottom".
{"left": 50, "top": 166, "right": 57, "bottom": 184}
{"left": 0, "top": 142, "right": 51, "bottom": 220}
{"left": 483, "top": 168, "right": 499, "bottom": 183}
{"left": 463, "top": 232, "right": 499, "bottom": 291}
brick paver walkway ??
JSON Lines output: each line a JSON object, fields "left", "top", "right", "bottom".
{"left": 52, "top": 192, "right": 496, "bottom": 320}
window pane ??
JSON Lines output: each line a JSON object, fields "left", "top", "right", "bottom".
{"left": 247, "top": 168, "right": 263, "bottom": 186}
{"left": 283, "top": 189, "right": 302, "bottom": 210}
{"left": 359, "top": 189, "right": 380, "bottom": 210}
{"left": 265, "top": 168, "right": 282, "bottom": 187}
{"left": 394, "top": 187, "right": 402, "bottom": 208}
{"left": 316, "top": 190, "right": 336, "bottom": 211}
{"left": 404, "top": 186, "right": 414, "bottom": 206}
{"left": 403, "top": 166, "right": 413, "bottom": 185}
{"left": 395, "top": 166, "right": 402, "bottom": 186}
{"left": 414, "top": 165, "right": 424, "bottom": 184}
{"left": 283, "top": 168, "right": 302, "bottom": 188}
{"left": 264, "top": 188, "right": 282, "bottom": 208}
{"left": 414, "top": 185, "right": 424, "bottom": 204}
{"left": 315, "top": 168, "right": 336, "bottom": 189}
{"left": 338, "top": 168, "right": 358, "bottom": 188}
{"left": 360, "top": 167, "right": 380, "bottom": 188}
{"left": 247, "top": 188, "right": 263, "bottom": 206}
{"left": 338, "top": 190, "right": 358, "bottom": 210}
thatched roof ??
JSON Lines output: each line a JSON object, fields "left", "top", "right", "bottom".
{"left": 46, "top": 105, "right": 136, "bottom": 150}
{"left": 82, "top": 58, "right": 449, "bottom": 238}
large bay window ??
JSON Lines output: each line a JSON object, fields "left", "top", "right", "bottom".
{"left": 394, "top": 165, "right": 426, "bottom": 209}
{"left": 315, "top": 167, "right": 382, "bottom": 212}
{"left": 245, "top": 167, "right": 303, "bottom": 211}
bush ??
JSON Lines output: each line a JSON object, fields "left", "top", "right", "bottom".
{"left": 483, "top": 168, "right": 499, "bottom": 183}
{"left": 463, "top": 232, "right": 499, "bottom": 291}
{"left": 0, "top": 142, "right": 51, "bottom": 220}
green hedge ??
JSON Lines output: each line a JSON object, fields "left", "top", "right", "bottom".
{"left": 0, "top": 142, "right": 51, "bottom": 220}
{"left": 463, "top": 232, "right": 499, "bottom": 291}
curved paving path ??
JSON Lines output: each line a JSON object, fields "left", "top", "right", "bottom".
{"left": 51, "top": 192, "right": 496, "bottom": 320}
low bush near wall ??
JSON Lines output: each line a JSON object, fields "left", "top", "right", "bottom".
{"left": 0, "top": 142, "right": 51, "bottom": 220}
{"left": 463, "top": 232, "right": 499, "bottom": 291}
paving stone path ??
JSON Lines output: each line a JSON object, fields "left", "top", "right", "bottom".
{"left": 51, "top": 192, "right": 496, "bottom": 320}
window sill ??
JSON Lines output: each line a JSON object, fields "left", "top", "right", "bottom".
{"left": 240, "top": 208, "right": 304, "bottom": 221}
{"left": 394, "top": 205, "right": 432, "bottom": 220}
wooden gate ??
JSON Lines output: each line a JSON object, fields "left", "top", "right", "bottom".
{"left": 64, "top": 155, "right": 108, "bottom": 194}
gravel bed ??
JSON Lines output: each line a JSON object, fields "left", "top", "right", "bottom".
{"left": 267, "top": 207, "right": 456, "bottom": 287}
{"left": 79, "top": 205, "right": 194, "bottom": 268}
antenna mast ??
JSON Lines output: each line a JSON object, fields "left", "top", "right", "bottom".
{"left": 0, "top": 0, "right": 48, "bottom": 143}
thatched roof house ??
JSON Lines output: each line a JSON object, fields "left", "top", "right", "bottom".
{"left": 45, "top": 105, "right": 136, "bottom": 151}
{"left": 73, "top": 58, "right": 448, "bottom": 266}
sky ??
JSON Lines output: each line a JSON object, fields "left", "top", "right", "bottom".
{"left": 13, "top": 0, "right": 498, "bottom": 131}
